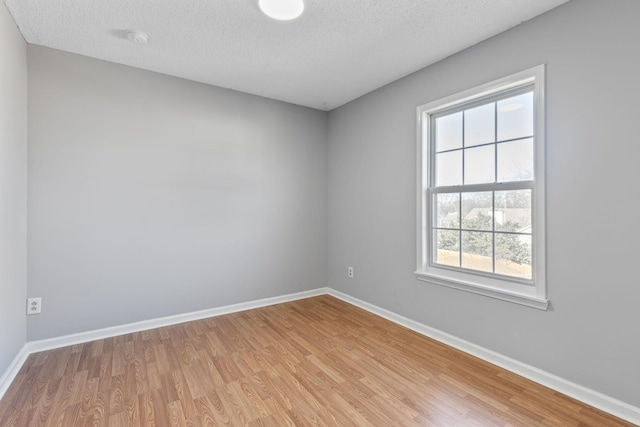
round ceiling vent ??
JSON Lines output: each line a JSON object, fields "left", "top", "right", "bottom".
{"left": 126, "top": 30, "right": 149, "bottom": 45}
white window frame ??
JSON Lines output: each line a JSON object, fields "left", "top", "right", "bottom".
{"left": 415, "top": 65, "right": 548, "bottom": 310}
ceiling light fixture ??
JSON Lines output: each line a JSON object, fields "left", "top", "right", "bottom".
{"left": 259, "top": 0, "right": 304, "bottom": 21}
{"left": 126, "top": 30, "right": 149, "bottom": 45}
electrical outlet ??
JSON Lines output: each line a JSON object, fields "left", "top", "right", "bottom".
{"left": 348, "top": 266, "right": 354, "bottom": 278}
{"left": 27, "top": 297, "right": 42, "bottom": 315}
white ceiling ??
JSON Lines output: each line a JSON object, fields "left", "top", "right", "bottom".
{"left": 6, "top": 0, "right": 569, "bottom": 111}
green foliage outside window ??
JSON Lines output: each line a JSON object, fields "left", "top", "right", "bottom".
{"left": 438, "top": 212, "right": 531, "bottom": 266}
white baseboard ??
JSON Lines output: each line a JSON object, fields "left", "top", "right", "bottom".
{"left": 327, "top": 288, "right": 640, "bottom": 426}
{"left": 3, "top": 287, "right": 639, "bottom": 425}
{"left": 28, "top": 287, "right": 328, "bottom": 354}
{"left": 0, "top": 344, "right": 29, "bottom": 401}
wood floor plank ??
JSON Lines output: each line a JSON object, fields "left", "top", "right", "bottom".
{"left": 0, "top": 295, "right": 634, "bottom": 426}
{"left": 137, "top": 392, "right": 156, "bottom": 426}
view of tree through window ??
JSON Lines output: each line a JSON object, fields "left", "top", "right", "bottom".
{"left": 431, "top": 90, "right": 534, "bottom": 279}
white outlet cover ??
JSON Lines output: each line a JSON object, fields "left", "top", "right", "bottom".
{"left": 27, "top": 297, "right": 42, "bottom": 315}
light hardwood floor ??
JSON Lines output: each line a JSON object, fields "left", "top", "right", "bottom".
{"left": 0, "top": 295, "right": 634, "bottom": 426}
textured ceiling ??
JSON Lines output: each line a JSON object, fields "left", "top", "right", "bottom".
{"left": 6, "top": 0, "right": 568, "bottom": 110}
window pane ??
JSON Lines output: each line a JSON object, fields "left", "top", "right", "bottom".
{"left": 461, "top": 192, "right": 492, "bottom": 231}
{"left": 436, "top": 112, "right": 462, "bottom": 152}
{"left": 497, "top": 138, "right": 533, "bottom": 182}
{"left": 436, "top": 151, "right": 462, "bottom": 186}
{"left": 464, "top": 145, "right": 495, "bottom": 185}
{"left": 464, "top": 103, "right": 495, "bottom": 147}
{"left": 495, "top": 233, "right": 532, "bottom": 279}
{"left": 497, "top": 92, "right": 533, "bottom": 141}
{"left": 461, "top": 231, "right": 493, "bottom": 272}
{"left": 495, "top": 190, "right": 532, "bottom": 232}
{"left": 436, "top": 230, "right": 460, "bottom": 267}
{"left": 435, "top": 193, "right": 460, "bottom": 228}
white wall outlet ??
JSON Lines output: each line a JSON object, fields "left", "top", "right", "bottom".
{"left": 348, "top": 266, "right": 354, "bottom": 278}
{"left": 27, "top": 297, "right": 42, "bottom": 315}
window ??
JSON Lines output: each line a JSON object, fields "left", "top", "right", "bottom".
{"left": 416, "top": 66, "right": 547, "bottom": 309}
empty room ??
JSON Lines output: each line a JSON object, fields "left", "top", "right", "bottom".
{"left": 1, "top": 0, "right": 638, "bottom": 425}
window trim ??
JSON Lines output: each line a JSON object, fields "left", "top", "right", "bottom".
{"left": 415, "top": 65, "right": 548, "bottom": 310}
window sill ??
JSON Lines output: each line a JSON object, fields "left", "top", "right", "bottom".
{"left": 415, "top": 270, "right": 549, "bottom": 310}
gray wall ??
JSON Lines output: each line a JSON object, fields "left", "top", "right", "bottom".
{"left": 27, "top": 46, "right": 328, "bottom": 340}
{"left": 0, "top": 5, "right": 28, "bottom": 375}
{"left": 328, "top": 0, "right": 640, "bottom": 407}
